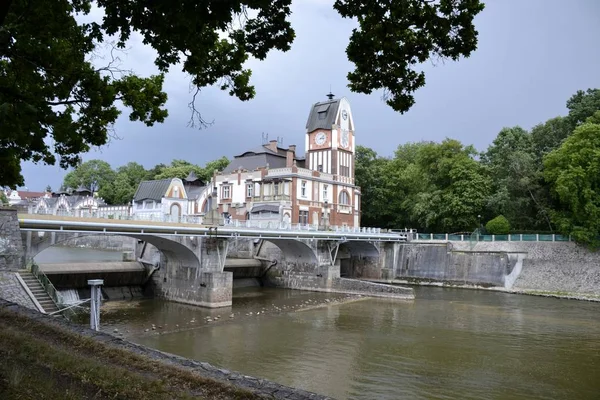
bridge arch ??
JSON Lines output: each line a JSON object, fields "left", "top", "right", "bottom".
{"left": 339, "top": 241, "right": 379, "bottom": 258}
{"left": 262, "top": 239, "right": 319, "bottom": 273}
{"left": 338, "top": 241, "right": 381, "bottom": 279}
{"left": 22, "top": 231, "right": 201, "bottom": 270}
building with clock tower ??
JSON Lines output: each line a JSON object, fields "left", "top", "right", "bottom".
{"left": 206, "top": 93, "right": 362, "bottom": 228}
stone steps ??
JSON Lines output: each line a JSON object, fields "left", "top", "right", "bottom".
{"left": 18, "top": 271, "right": 60, "bottom": 314}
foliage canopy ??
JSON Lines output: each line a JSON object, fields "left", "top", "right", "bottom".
{"left": 1, "top": 0, "right": 484, "bottom": 188}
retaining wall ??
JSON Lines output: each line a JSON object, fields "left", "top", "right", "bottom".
{"left": 397, "top": 241, "right": 600, "bottom": 297}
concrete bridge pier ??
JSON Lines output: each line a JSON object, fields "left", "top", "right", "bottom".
{"left": 149, "top": 236, "right": 233, "bottom": 308}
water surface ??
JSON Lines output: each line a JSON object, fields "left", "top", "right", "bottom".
{"left": 98, "top": 287, "right": 600, "bottom": 400}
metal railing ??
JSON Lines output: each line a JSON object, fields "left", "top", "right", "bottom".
{"left": 29, "top": 263, "right": 64, "bottom": 307}
{"left": 416, "top": 232, "right": 572, "bottom": 242}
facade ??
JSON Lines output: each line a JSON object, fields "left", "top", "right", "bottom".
{"left": 213, "top": 95, "right": 361, "bottom": 228}
{"left": 131, "top": 172, "right": 210, "bottom": 223}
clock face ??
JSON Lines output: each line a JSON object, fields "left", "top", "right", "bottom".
{"left": 341, "top": 130, "right": 349, "bottom": 148}
{"left": 315, "top": 132, "right": 327, "bottom": 146}
{"left": 341, "top": 109, "right": 348, "bottom": 120}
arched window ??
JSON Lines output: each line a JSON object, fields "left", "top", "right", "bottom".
{"left": 339, "top": 191, "right": 350, "bottom": 205}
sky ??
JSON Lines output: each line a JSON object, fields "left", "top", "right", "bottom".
{"left": 18, "top": 0, "right": 600, "bottom": 191}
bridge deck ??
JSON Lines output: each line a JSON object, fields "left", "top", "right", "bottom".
{"left": 18, "top": 214, "right": 408, "bottom": 242}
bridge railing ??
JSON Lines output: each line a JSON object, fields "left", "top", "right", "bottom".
{"left": 30, "top": 263, "right": 64, "bottom": 307}
{"left": 23, "top": 210, "right": 415, "bottom": 238}
{"left": 415, "top": 233, "right": 572, "bottom": 242}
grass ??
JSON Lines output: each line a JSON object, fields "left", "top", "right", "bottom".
{"left": 0, "top": 308, "right": 261, "bottom": 399}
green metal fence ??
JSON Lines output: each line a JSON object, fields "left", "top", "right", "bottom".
{"left": 415, "top": 233, "right": 572, "bottom": 242}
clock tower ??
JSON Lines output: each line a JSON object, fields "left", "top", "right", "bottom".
{"left": 304, "top": 93, "right": 355, "bottom": 179}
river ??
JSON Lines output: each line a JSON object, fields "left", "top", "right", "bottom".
{"left": 38, "top": 247, "right": 600, "bottom": 399}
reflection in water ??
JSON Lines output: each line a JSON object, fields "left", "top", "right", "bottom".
{"left": 96, "top": 287, "right": 600, "bottom": 400}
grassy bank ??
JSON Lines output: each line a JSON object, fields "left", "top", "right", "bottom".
{"left": 0, "top": 307, "right": 260, "bottom": 399}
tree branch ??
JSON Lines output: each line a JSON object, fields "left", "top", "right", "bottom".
{"left": 0, "top": 0, "right": 12, "bottom": 28}
{"left": 187, "top": 86, "right": 214, "bottom": 129}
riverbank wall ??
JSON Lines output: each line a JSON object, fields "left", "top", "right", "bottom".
{"left": 0, "top": 298, "right": 330, "bottom": 399}
{"left": 390, "top": 241, "right": 600, "bottom": 299}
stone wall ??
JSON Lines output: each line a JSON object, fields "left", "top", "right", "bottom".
{"left": 452, "top": 241, "right": 600, "bottom": 296}
{"left": 396, "top": 241, "right": 600, "bottom": 297}
{"left": 0, "top": 271, "right": 36, "bottom": 309}
{"left": 395, "top": 243, "right": 520, "bottom": 288}
{"left": 0, "top": 207, "right": 24, "bottom": 271}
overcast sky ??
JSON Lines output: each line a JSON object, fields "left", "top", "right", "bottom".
{"left": 19, "top": 0, "right": 600, "bottom": 191}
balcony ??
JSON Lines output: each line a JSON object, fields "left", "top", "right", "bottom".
{"left": 253, "top": 194, "right": 291, "bottom": 202}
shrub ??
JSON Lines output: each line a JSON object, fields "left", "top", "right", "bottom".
{"left": 486, "top": 215, "right": 511, "bottom": 235}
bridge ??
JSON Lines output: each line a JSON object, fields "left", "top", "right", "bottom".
{"left": 1, "top": 210, "right": 414, "bottom": 309}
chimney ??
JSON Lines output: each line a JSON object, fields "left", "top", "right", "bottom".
{"left": 267, "top": 139, "right": 278, "bottom": 152}
{"left": 286, "top": 145, "right": 296, "bottom": 167}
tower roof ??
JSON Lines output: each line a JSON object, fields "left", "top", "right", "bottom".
{"left": 305, "top": 98, "right": 341, "bottom": 133}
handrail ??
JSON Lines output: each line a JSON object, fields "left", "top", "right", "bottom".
{"left": 415, "top": 232, "right": 572, "bottom": 243}
{"left": 29, "top": 263, "right": 64, "bottom": 307}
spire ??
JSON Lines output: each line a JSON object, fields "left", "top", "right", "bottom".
{"left": 326, "top": 91, "right": 335, "bottom": 100}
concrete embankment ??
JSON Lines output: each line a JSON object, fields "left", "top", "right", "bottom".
{"left": 0, "top": 298, "right": 331, "bottom": 399}
{"left": 388, "top": 241, "right": 600, "bottom": 301}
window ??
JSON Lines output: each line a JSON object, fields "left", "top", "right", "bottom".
{"left": 173, "top": 187, "right": 179, "bottom": 197}
{"left": 274, "top": 183, "right": 280, "bottom": 196}
{"left": 301, "top": 181, "right": 307, "bottom": 197}
{"left": 340, "top": 166, "right": 350, "bottom": 177}
{"left": 317, "top": 164, "right": 323, "bottom": 172}
{"left": 246, "top": 184, "right": 253, "bottom": 198}
{"left": 299, "top": 210, "right": 309, "bottom": 225}
{"left": 323, "top": 184, "right": 328, "bottom": 201}
{"left": 222, "top": 185, "right": 231, "bottom": 199}
{"left": 339, "top": 191, "right": 350, "bottom": 205}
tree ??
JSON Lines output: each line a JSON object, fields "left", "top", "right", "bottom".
{"left": 544, "top": 120, "right": 600, "bottom": 246}
{"left": 412, "top": 139, "right": 490, "bottom": 232}
{"left": 62, "top": 159, "right": 115, "bottom": 195}
{"left": 153, "top": 158, "right": 229, "bottom": 182}
{"left": 106, "top": 162, "right": 148, "bottom": 204}
{"left": 354, "top": 146, "right": 391, "bottom": 227}
{"left": 482, "top": 126, "right": 551, "bottom": 230}
{"left": 201, "top": 157, "right": 231, "bottom": 182}
{"left": 0, "top": 190, "right": 8, "bottom": 205}
{"left": 485, "top": 215, "right": 510, "bottom": 235}
{"left": 154, "top": 160, "right": 204, "bottom": 181}
{"left": 145, "top": 163, "right": 168, "bottom": 181}
{"left": 530, "top": 117, "right": 571, "bottom": 160}
{"left": 566, "top": 88, "right": 600, "bottom": 129}
{"left": 336, "top": 0, "right": 485, "bottom": 112}
{"left": 1, "top": 0, "right": 485, "bottom": 188}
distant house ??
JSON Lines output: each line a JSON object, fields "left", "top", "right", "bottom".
{"left": 34, "top": 193, "right": 106, "bottom": 217}
{"left": 131, "top": 172, "right": 210, "bottom": 223}
{"left": 7, "top": 190, "right": 51, "bottom": 205}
